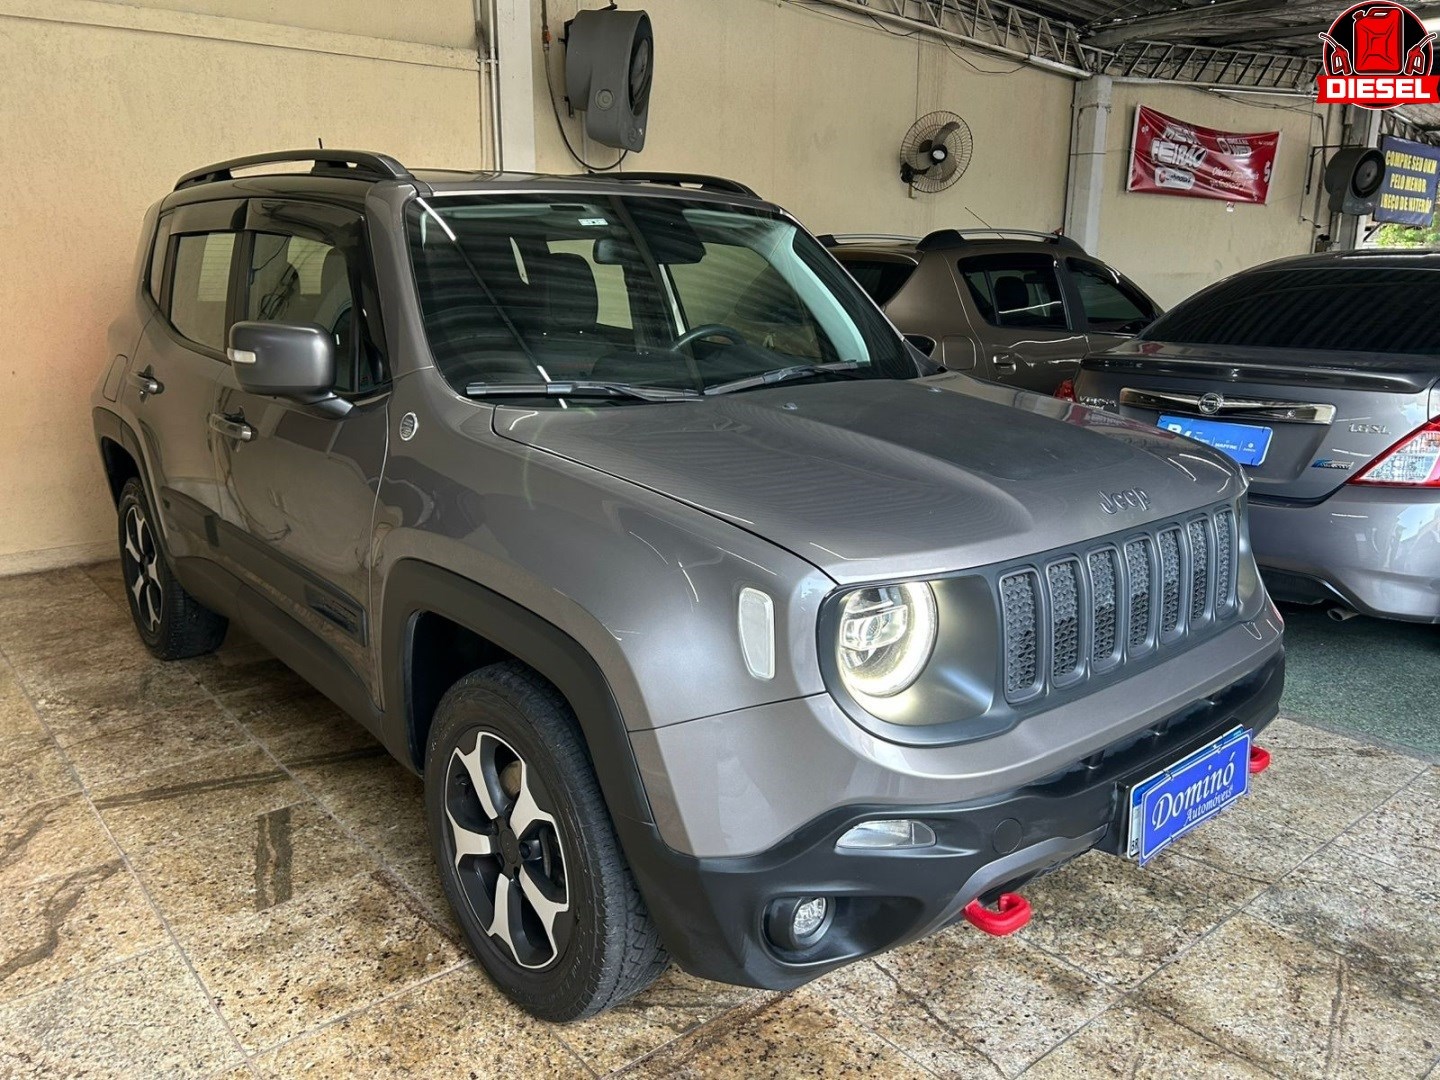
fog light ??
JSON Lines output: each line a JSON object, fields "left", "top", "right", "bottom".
{"left": 836, "top": 819, "right": 937, "bottom": 850}
{"left": 792, "top": 897, "right": 828, "bottom": 939}
{"left": 765, "top": 895, "right": 834, "bottom": 952}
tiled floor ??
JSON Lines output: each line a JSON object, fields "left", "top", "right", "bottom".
{"left": 0, "top": 562, "right": 1437, "bottom": 1079}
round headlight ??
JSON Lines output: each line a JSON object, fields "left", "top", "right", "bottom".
{"left": 836, "top": 582, "right": 937, "bottom": 699}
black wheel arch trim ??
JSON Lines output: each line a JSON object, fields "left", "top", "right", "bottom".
{"left": 379, "top": 559, "right": 656, "bottom": 830}
{"left": 92, "top": 406, "right": 149, "bottom": 504}
{"left": 92, "top": 406, "right": 185, "bottom": 568}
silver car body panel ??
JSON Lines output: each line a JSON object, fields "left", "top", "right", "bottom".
{"left": 494, "top": 373, "right": 1245, "bottom": 587}
{"left": 1250, "top": 486, "right": 1440, "bottom": 622}
{"left": 1078, "top": 331, "right": 1438, "bottom": 621}
{"left": 634, "top": 607, "right": 1283, "bottom": 858}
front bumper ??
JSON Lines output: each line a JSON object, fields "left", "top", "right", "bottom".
{"left": 1250, "top": 487, "right": 1440, "bottom": 623}
{"left": 621, "top": 649, "right": 1283, "bottom": 990}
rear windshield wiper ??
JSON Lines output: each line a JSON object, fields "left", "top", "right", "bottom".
{"left": 465, "top": 380, "right": 700, "bottom": 403}
{"left": 703, "top": 361, "right": 865, "bottom": 397}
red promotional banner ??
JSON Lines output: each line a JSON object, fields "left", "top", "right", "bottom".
{"left": 1127, "top": 106, "right": 1281, "bottom": 205}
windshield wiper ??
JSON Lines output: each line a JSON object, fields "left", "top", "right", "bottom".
{"left": 703, "top": 361, "right": 865, "bottom": 397}
{"left": 465, "top": 380, "right": 700, "bottom": 403}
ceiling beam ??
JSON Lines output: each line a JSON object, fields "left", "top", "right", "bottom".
{"left": 1202, "top": 21, "right": 1339, "bottom": 48}
{"left": 1086, "top": 0, "right": 1293, "bottom": 49}
{"left": 1205, "top": 4, "right": 1440, "bottom": 47}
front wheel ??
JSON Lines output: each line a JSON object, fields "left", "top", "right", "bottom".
{"left": 425, "top": 662, "right": 667, "bottom": 1021}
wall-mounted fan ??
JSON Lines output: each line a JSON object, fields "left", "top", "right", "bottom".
{"left": 900, "top": 111, "right": 973, "bottom": 194}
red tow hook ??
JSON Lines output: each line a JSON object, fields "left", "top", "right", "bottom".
{"left": 963, "top": 892, "right": 1032, "bottom": 936}
{"left": 1249, "top": 745, "right": 1272, "bottom": 775}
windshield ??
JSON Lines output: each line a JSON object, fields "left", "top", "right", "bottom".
{"left": 405, "top": 193, "right": 916, "bottom": 403}
{"left": 1140, "top": 265, "right": 1440, "bottom": 357}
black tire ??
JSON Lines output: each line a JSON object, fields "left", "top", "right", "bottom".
{"left": 116, "top": 477, "right": 228, "bottom": 660}
{"left": 425, "top": 661, "right": 667, "bottom": 1021}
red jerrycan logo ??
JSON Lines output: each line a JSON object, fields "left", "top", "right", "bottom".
{"left": 1317, "top": 2, "right": 1439, "bottom": 108}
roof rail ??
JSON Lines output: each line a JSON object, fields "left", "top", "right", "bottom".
{"left": 588, "top": 171, "right": 758, "bottom": 197}
{"left": 816, "top": 232, "right": 921, "bottom": 247}
{"left": 917, "top": 227, "right": 1084, "bottom": 253}
{"left": 175, "top": 150, "right": 412, "bottom": 190}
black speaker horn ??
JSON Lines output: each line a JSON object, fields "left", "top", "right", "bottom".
{"left": 564, "top": 9, "right": 653, "bottom": 153}
{"left": 1324, "top": 146, "right": 1387, "bottom": 216}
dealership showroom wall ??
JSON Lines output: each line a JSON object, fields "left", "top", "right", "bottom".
{"left": 0, "top": 0, "right": 1438, "bottom": 1076}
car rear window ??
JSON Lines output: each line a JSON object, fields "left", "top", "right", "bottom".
{"left": 1143, "top": 266, "right": 1440, "bottom": 355}
{"left": 958, "top": 253, "right": 1068, "bottom": 331}
{"left": 839, "top": 258, "right": 917, "bottom": 307}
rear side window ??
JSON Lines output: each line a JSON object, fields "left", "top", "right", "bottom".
{"left": 1067, "top": 259, "right": 1155, "bottom": 332}
{"left": 168, "top": 232, "right": 236, "bottom": 350}
{"left": 959, "top": 254, "right": 1068, "bottom": 331}
{"left": 840, "top": 258, "right": 917, "bottom": 307}
{"left": 1145, "top": 267, "right": 1440, "bottom": 355}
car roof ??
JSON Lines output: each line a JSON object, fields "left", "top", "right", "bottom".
{"left": 159, "top": 150, "right": 777, "bottom": 214}
{"left": 822, "top": 229, "right": 1087, "bottom": 260}
{"left": 1239, "top": 248, "right": 1440, "bottom": 274}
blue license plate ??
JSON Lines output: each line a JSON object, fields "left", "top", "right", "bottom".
{"left": 1158, "top": 415, "right": 1273, "bottom": 466}
{"left": 1127, "top": 726, "right": 1251, "bottom": 864}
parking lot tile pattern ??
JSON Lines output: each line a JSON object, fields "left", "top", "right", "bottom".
{"left": 0, "top": 560, "right": 1435, "bottom": 1077}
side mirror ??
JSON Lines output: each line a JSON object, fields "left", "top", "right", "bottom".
{"left": 903, "top": 334, "right": 936, "bottom": 357}
{"left": 227, "top": 321, "right": 335, "bottom": 400}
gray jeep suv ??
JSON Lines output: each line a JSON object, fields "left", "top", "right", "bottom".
{"left": 92, "top": 150, "right": 1283, "bottom": 1021}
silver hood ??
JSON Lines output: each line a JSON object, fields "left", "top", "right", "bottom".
{"left": 494, "top": 373, "right": 1244, "bottom": 585}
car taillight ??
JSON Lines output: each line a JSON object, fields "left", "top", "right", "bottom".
{"left": 1349, "top": 418, "right": 1440, "bottom": 487}
{"left": 1054, "top": 378, "right": 1077, "bottom": 401}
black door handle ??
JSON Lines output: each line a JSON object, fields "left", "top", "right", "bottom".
{"left": 129, "top": 368, "right": 163, "bottom": 398}
{"left": 208, "top": 413, "right": 254, "bottom": 442}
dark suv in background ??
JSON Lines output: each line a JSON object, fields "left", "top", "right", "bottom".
{"left": 92, "top": 151, "right": 1281, "bottom": 1022}
{"left": 824, "top": 230, "right": 1160, "bottom": 393}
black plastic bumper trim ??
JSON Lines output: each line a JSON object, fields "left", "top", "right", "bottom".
{"left": 620, "top": 650, "right": 1283, "bottom": 990}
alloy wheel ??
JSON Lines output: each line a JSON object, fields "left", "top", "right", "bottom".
{"left": 444, "top": 730, "right": 572, "bottom": 969}
{"left": 122, "top": 503, "right": 163, "bottom": 633}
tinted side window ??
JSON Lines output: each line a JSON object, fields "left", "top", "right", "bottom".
{"left": 168, "top": 232, "right": 236, "bottom": 350}
{"left": 1067, "top": 259, "right": 1155, "bottom": 332}
{"left": 248, "top": 233, "right": 350, "bottom": 329}
{"left": 840, "top": 258, "right": 917, "bottom": 307}
{"left": 1145, "top": 267, "right": 1440, "bottom": 355}
{"left": 246, "top": 232, "right": 364, "bottom": 391}
{"left": 958, "top": 254, "right": 1068, "bottom": 331}
{"left": 147, "top": 215, "right": 173, "bottom": 306}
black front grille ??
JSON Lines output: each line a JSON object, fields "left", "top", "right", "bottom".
{"left": 1125, "top": 538, "right": 1152, "bottom": 650}
{"left": 1000, "top": 571, "right": 1041, "bottom": 697}
{"left": 1088, "top": 549, "right": 1119, "bottom": 668}
{"left": 1047, "top": 560, "right": 1081, "bottom": 681}
{"left": 999, "top": 504, "right": 1240, "bottom": 704}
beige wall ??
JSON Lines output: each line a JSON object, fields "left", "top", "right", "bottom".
{"left": 1094, "top": 83, "right": 1336, "bottom": 308}
{"left": 0, "top": 0, "right": 489, "bottom": 573}
{"left": 531, "top": 0, "right": 1075, "bottom": 236}
{"left": 1, "top": 0, "right": 1343, "bottom": 572}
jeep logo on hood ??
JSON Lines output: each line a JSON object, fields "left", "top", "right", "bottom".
{"left": 1100, "top": 488, "right": 1151, "bottom": 514}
